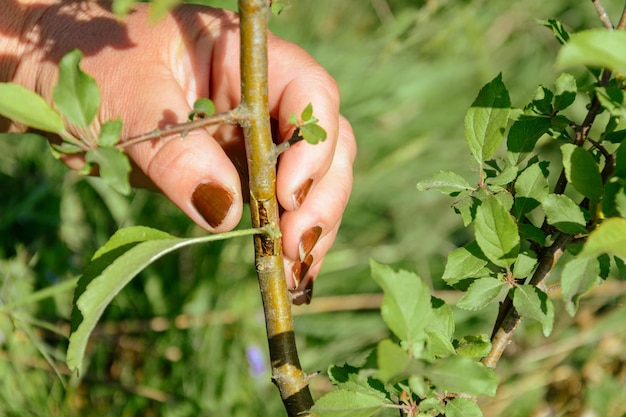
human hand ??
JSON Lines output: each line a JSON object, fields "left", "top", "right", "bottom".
{"left": 4, "top": 1, "right": 356, "bottom": 301}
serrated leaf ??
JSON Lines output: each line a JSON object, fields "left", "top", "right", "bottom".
{"left": 310, "top": 389, "right": 391, "bottom": 417}
{"left": 557, "top": 29, "right": 626, "bottom": 74}
{"left": 530, "top": 86, "right": 554, "bottom": 115}
{"left": 53, "top": 49, "right": 100, "bottom": 127}
{"left": 474, "top": 195, "right": 520, "bottom": 267}
{"left": 416, "top": 171, "right": 474, "bottom": 196}
{"left": 512, "top": 285, "right": 554, "bottom": 336}
{"left": 456, "top": 278, "right": 505, "bottom": 311}
{"left": 538, "top": 18, "right": 570, "bottom": 45}
{"left": 453, "top": 195, "right": 479, "bottom": 227}
{"left": 464, "top": 73, "right": 511, "bottom": 165}
{"left": 188, "top": 97, "right": 215, "bottom": 120}
{"left": 370, "top": 260, "right": 432, "bottom": 343}
{"left": 445, "top": 398, "right": 483, "bottom": 417}
{"left": 542, "top": 194, "right": 587, "bottom": 234}
{"left": 581, "top": 218, "right": 626, "bottom": 259}
{"left": 300, "top": 122, "right": 327, "bottom": 144}
{"left": 506, "top": 116, "right": 552, "bottom": 165}
{"left": 455, "top": 334, "right": 491, "bottom": 358}
{"left": 554, "top": 73, "right": 577, "bottom": 111}
{"left": 442, "top": 241, "right": 489, "bottom": 285}
{"left": 561, "top": 144, "right": 603, "bottom": 205}
{"left": 97, "top": 118, "right": 122, "bottom": 147}
{"left": 425, "top": 356, "right": 499, "bottom": 397}
{"left": 561, "top": 257, "right": 600, "bottom": 316}
{"left": 514, "top": 161, "right": 549, "bottom": 217}
{"left": 0, "top": 83, "right": 64, "bottom": 133}
{"left": 595, "top": 87, "right": 626, "bottom": 119}
{"left": 301, "top": 102, "right": 314, "bottom": 121}
{"left": 425, "top": 297, "right": 456, "bottom": 357}
{"left": 67, "top": 226, "right": 262, "bottom": 375}
{"left": 85, "top": 147, "right": 131, "bottom": 195}
{"left": 512, "top": 251, "right": 537, "bottom": 279}
{"left": 377, "top": 339, "right": 411, "bottom": 383}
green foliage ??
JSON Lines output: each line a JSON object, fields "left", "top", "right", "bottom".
{"left": 289, "top": 103, "right": 328, "bottom": 144}
{"left": 0, "top": 83, "right": 64, "bottom": 133}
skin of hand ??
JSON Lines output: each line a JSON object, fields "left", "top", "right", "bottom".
{"left": 0, "top": 1, "right": 356, "bottom": 298}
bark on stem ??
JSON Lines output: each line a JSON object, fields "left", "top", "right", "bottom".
{"left": 238, "top": 1, "right": 314, "bottom": 415}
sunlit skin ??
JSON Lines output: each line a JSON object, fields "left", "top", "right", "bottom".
{"left": 0, "top": 1, "right": 356, "bottom": 293}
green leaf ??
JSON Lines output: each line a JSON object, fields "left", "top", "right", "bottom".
{"left": 97, "top": 118, "right": 123, "bottom": 147}
{"left": 445, "top": 398, "right": 483, "bottom": 417}
{"left": 530, "top": 86, "right": 554, "bottom": 115}
{"left": 370, "top": 260, "right": 432, "bottom": 343}
{"left": 425, "top": 356, "right": 499, "bottom": 397}
{"left": 300, "top": 122, "right": 327, "bottom": 144}
{"left": 453, "top": 195, "right": 480, "bottom": 227}
{"left": 425, "top": 297, "right": 456, "bottom": 357}
{"left": 512, "top": 285, "right": 554, "bottom": 336}
{"left": 417, "top": 171, "right": 474, "bottom": 195}
{"left": 455, "top": 334, "right": 491, "bottom": 358}
{"left": 188, "top": 97, "right": 216, "bottom": 120}
{"left": 557, "top": 29, "right": 626, "bottom": 74}
{"left": 553, "top": 73, "right": 577, "bottom": 111}
{"left": 442, "top": 241, "right": 489, "bottom": 285}
{"left": 512, "top": 251, "right": 537, "bottom": 279}
{"left": 112, "top": 0, "right": 135, "bottom": 16}
{"left": 270, "top": 0, "right": 288, "bottom": 15}
{"left": 474, "top": 195, "right": 520, "bottom": 267}
{"left": 581, "top": 218, "right": 626, "bottom": 259}
{"left": 561, "top": 144, "right": 603, "bottom": 205}
{"left": 542, "top": 194, "right": 587, "bottom": 234}
{"left": 538, "top": 18, "right": 570, "bottom": 45}
{"left": 561, "top": 256, "right": 600, "bottom": 316}
{"left": 595, "top": 87, "right": 626, "bottom": 119}
{"left": 53, "top": 49, "right": 100, "bottom": 127}
{"left": 514, "top": 161, "right": 549, "bottom": 217}
{"left": 456, "top": 277, "right": 505, "bottom": 311}
{"left": 310, "top": 389, "right": 391, "bottom": 417}
{"left": 67, "top": 226, "right": 264, "bottom": 375}
{"left": 464, "top": 73, "right": 511, "bottom": 165}
{"left": 51, "top": 142, "right": 85, "bottom": 156}
{"left": 377, "top": 339, "right": 411, "bottom": 383}
{"left": 0, "top": 83, "right": 64, "bottom": 133}
{"left": 301, "top": 102, "right": 314, "bottom": 121}
{"left": 506, "top": 116, "right": 552, "bottom": 165}
{"left": 85, "top": 147, "right": 131, "bottom": 195}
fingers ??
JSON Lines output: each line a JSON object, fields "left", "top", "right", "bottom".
{"left": 281, "top": 116, "right": 356, "bottom": 291}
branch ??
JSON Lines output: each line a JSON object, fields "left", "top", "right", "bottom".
{"left": 118, "top": 109, "right": 242, "bottom": 149}
{"left": 238, "top": 1, "right": 314, "bottom": 416}
{"left": 592, "top": 0, "right": 614, "bottom": 29}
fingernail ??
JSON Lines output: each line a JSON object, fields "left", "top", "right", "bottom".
{"left": 292, "top": 177, "right": 314, "bottom": 210}
{"left": 299, "top": 226, "right": 322, "bottom": 261}
{"left": 291, "top": 253, "right": 313, "bottom": 288}
{"left": 192, "top": 182, "right": 234, "bottom": 228}
{"left": 291, "top": 275, "right": 314, "bottom": 306}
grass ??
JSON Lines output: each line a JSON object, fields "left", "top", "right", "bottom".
{"left": 2, "top": 0, "right": 626, "bottom": 416}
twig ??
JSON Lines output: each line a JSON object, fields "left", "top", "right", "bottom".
{"left": 618, "top": 5, "right": 626, "bottom": 29}
{"left": 592, "top": 0, "right": 614, "bottom": 29}
{"left": 118, "top": 108, "right": 242, "bottom": 149}
{"left": 238, "top": 1, "right": 314, "bottom": 415}
{"left": 273, "top": 127, "right": 305, "bottom": 158}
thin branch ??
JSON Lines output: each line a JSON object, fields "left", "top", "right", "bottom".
{"left": 273, "top": 127, "right": 305, "bottom": 158}
{"left": 618, "top": 5, "right": 626, "bottom": 29}
{"left": 118, "top": 108, "right": 242, "bottom": 149}
{"left": 238, "top": 1, "right": 314, "bottom": 416}
{"left": 592, "top": 0, "right": 614, "bottom": 29}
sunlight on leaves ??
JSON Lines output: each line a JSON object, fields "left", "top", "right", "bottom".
{"left": 0, "top": 83, "right": 64, "bottom": 133}
{"left": 557, "top": 29, "right": 626, "bottom": 75}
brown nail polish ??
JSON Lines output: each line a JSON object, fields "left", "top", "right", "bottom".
{"left": 291, "top": 275, "right": 314, "bottom": 306}
{"left": 192, "top": 182, "right": 234, "bottom": 228}
{"left": 292, "top": 177, "right": 314, "bottom": 210}
{"left": 299, "top": 226, "right": 322, "bottom": 261}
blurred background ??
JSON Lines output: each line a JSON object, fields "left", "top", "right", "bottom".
{"left": 2, "top": 0, "right": 626, "bottom": 415}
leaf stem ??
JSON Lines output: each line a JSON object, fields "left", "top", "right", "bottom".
{"left": 592, "top": 0, "right": 614, "bottom": 29}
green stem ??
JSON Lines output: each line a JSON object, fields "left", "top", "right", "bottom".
{"left": 0, "top": 278, "right": 78, "bottom": 314}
